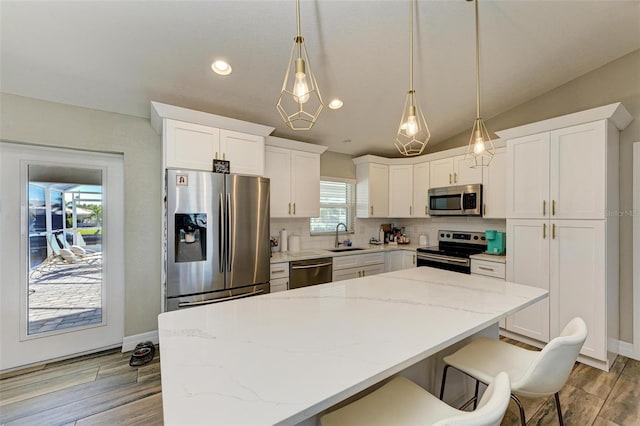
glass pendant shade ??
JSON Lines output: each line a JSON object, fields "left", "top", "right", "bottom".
{"left": 465, "top": 117, "right": 495, "bottom": 168}
{"left": 464, "top": 0, "right": 494, "bottom": 168}
{"left": 395, "top": 91, "right": 430, "bottom": 156}
{"left": 276, "top": 1, "right": 323, "bottom": 131}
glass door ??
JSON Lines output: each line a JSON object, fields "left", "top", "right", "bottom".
{"left": 0, "top": 142, "right": 124, "bottom": 372}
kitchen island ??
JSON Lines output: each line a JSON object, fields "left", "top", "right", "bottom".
{"left": 158, "top": 266, "right": 547, "bottom": 425}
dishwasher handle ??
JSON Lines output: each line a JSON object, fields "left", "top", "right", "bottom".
{"left": 291, "top": 261, "right": 333, "bottom": 270}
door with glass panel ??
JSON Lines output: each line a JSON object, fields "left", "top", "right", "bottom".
{"left": 0, "top": 143, "right": 124, "bottom": 371}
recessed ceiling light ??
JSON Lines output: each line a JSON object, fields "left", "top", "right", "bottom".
{"left": 211, "top": 60, "right": 232, "bottom": 76}
{"left": 328, "top": 99, "right": 344, "bottom": 110}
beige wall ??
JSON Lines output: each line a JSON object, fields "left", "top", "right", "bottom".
{"left": 432, "top": 49, "right": 640, "bottom": 344}
{"left": 0, "top": 93, "right": 162, "bottom": 337}
{"left": 320, "top": 151, "right": 356, "bottom": 180}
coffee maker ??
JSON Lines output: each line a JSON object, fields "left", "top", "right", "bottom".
{"left": 485, "top": 230, "right": 506, "bottom": 255}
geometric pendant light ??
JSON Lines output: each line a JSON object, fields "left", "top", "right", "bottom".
{"left": 395, "top": 0, "right": 430, "bottom": 156}
{"left": 464, "top": 0, "right": 495, "bottom": 168}
{"left": 276, "top": 0, "right": 323, "bottom": 130}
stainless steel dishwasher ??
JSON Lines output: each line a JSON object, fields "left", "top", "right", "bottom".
{"left": 289, "top": 258, "right": 333, "bottom": 289}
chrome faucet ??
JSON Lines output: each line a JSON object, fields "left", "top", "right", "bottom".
{"left": 335, "top": 222, "right": 347, "bottom": 248}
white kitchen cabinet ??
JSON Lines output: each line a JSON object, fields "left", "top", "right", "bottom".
{"left": 388, "top": 165, "right": 413, "bottom": 217}
{"left": 471, "top": 256, "right": 506, "bottom": 327}
{"left": 549, "top": 220, "right": 607, "bottom": 361}
{"left": 506, "top": 219, "right": 550, "bottom": 343}
{"left": 270, "top": 262, "right": 289, "bottom": 293}
{"left": 401, "top": 250, "right": 416, "bottom": 268}
{"left": 356, "top": 162, "right": 389, "bottom": 218}
{"left": 412, "top": 162, "right": 430, "bottom": 217}
{"left": 164, "top": 119, "right": 264, "bottom": 175}
{"left": 507, "top": 120, "right": 608, "bottom": 220}
{"left": 333, "top": 252, "right": 385, "bottom": 282}
{"left": 499, "top": 103, "right": 631, "bottom": 370}
{"left": 265, "top": 146, "right": 320, "bottom": 218}
{"left": 481, "top": 147, "right": 507, "bottom": 218}
{"left": 430, "top": 155, "right": 482, "bottom": 188}
{"left": 385, "top": 251, "right": 403, "bottom": 272}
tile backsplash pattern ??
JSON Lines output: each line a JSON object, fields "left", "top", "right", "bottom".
{"left": 270, "top": 217, "right": 506, "bottom": 252}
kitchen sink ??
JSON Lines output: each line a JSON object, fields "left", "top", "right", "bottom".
{"left": 327, "top": 247, "right": 365, "bottom": 252}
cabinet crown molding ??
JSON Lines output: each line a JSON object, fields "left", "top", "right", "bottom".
{"left": 266, "top": 136, "right": 328, "bottom": 154}
{"left": 150, "top": 101, "right": 275, "bottom": 137}
{"left": 495, "top": 102, "right": 632, "bottom": 140}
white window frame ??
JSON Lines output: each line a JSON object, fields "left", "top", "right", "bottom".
{"left": 310, "top": 177, "right": 356, "bottom": 236}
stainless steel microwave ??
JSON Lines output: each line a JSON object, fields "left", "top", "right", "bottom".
{"left": 428, "top": 184, "right": 482, "bottom": 216}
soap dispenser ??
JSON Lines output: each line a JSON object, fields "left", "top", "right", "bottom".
{"left": 379, "top": 227, "right": 385, "bottom": 244}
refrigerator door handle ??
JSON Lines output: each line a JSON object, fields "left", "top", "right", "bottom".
{"left": 219, "top": 193, "right": 225, "bottom": 273}
{"left": 226, "top": 192, "right": 233, "bottom": 271}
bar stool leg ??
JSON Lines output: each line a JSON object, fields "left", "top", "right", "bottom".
{"left": 510, "top": 394, "right": 526, "bottom": 426}
{"left": 439, "top": 365, "right": 450, "bottom": 400}
{"left": 473, "top": 379, "right": 480, "bottom": 409}
{"left": 554, "top": 392, "right": 564, "bottom": 426}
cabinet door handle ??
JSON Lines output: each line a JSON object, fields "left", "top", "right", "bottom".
{"left": 552, "top": 200, "right": 556, "bottom": 216}
{"left": 362, "top": 270, "right": 366, "bottom": 277}
{"left": 543, "top": 223, "right": 547, "bottom": 239}
{"left": 215, "top": 152, "right": 219, "bottom": 160}
{"left": 222, "top": 152, "right": 226, "bottom": 161}
{"left": 358, "top": 271, "right": 362, "bottom": 277}
{"left": 272, "top": 269, "right": 285, "bottom": 274}
{"left": 409, "top": 205, "right": 412, "bottom": 215}
{"left": 552, "top": 223, "right": 556, "bottom": 239}
{"left": 412, "top": 255, "right": 416, "bottom": 265}
{"left": 483, "top": 203, "right": 487, "bottom": 216}
{"left": 370, "top": 205, "right": 374, "bottom": 215}
{"left": 478, "top": 266, "right": 495, "bottom": 272}
{"left": 425, "top": 205, "right": 428, "bottom": 215}
{"left": 454, "top": 172, "right": 458, "bottom": 183}
{"left": 449, "top": 174, "right": 452, "bottom": 184}
{"left": 543, "top": 200, "right": 546, "bottom": 216}
{"left": 288, "top": 202, "right": 291, "bottom": 215}
{"left": 293, "top": 203, "right": 296, "bottom": 215}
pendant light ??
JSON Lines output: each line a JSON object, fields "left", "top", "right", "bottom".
{"left": 276, "top": 0, "right": 323, "bottom": 131}
{"left": 464, "top": 0, "right": 495, "bottom": 168}
{"left": 395, "top": 0, "right": 430, "bottom": 157}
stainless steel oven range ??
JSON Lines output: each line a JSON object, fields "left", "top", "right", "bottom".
{"left": 416, "top": 230, "right": 487, "bottom": 274}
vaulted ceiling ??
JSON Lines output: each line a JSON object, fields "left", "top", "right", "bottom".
{"left": 2, "top": 1, "right": 639, "bottom": 157}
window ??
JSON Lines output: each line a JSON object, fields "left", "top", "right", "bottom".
{"left": 310, "top": 178, "right": 356, "bottom": 235}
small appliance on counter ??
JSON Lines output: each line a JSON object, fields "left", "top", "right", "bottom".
{"left": 485, "top": 230, "right": 506, "bottom": 255}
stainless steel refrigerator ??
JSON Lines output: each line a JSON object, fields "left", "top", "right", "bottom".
{"left": 165, "top": 170, "right": 270, "bottom": 311}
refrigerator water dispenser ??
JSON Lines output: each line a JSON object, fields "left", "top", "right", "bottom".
{"left": 175, "top": 213, "right": 207, "bottom": 262}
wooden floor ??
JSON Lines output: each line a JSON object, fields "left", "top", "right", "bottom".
{"left": 0, "top": 340, "right": 639, "bottom": 425}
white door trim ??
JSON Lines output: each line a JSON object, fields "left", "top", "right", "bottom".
{"left": 0, "top": 142, "right": 125, "bottom": 372}
{"left": 633, "top": 142, "right": 640, "bottom": 360}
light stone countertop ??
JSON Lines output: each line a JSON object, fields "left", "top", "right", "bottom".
{"left": 158, "top": 266, "right": 546, "bottom": 425}
{"left": 469, "top": 253, "right": 508, "bottom": 263}
{"left": 270, "top": 243, "right": 422, "bottom": 263}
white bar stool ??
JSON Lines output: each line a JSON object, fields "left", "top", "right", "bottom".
{"left": 440, "top": 317, "right": 588, "bottom": 426}
{"left": 321, "top": 372, "right": 510, "bottom": 426}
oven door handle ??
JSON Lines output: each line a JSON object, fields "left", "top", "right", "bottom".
{"left": 417, "top": 253, "right": 469, "bottom": 265}
{"left": 460, "top": 193, "right": 465, "bottom": 212}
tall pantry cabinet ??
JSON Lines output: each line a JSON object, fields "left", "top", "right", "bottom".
{"left": 498, "top": 103, "right": 632, "bottom": 371}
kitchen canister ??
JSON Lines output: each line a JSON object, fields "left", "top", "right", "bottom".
{"left": 288, "top": 234, "right": 301, "bottom": 252}
{"left": 280, "top": 229, "right": 288, "bottom": 252}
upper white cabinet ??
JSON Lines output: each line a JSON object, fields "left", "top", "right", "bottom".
{"left": 412, "top": 162, "right": 430, "bottom": 217}
{"left": 430, "top": 155, "right": 482, "bottom": 188}
{"left": 164, "top": 119, "right": 265, "bottom": 175}
{"left": 356, "top": 162, "right": 389, "bottom": 218}
{"left": 265, "top": 140, "right": 325, "bottom": 218}
{"left": 482, "top": 147, "right": 507, "bottom": 218}
{"left": 388, "top": 165, "right": 413, "bottom": 217}
{"left": 151, "top": 102, "right": 275, "bottom": 176}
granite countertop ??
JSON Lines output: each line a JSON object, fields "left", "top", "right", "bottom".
{"left": 469, "top": 253, "right": 508, "bottom": 263}
{"left": 270, "top": 243, "right": 422, "bottom": 263}
{"left": 158, "top": 267, "right": 546, "bottom": 425}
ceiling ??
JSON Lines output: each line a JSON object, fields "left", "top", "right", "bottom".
{"left": 2, "top": 1, "right": 639, "bottom": 158}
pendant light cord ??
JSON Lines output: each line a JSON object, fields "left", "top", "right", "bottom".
{"left": 409, "top": 0, "right": 414, "bottom": 103}
{"left": 296, "top": 0, "right": 302, "bottom": 57}
{"left": 475, "top": 0, "right": 481, "bottom": 119}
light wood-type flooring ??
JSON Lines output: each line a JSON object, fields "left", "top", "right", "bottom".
{"left": 0, "top": 339, "right": 638, "bottom": 425}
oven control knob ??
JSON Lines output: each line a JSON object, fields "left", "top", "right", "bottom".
{"left": 446, "top": 233, "right": 451, "bottom": 238}
{"left": 481, "top": 236, "right": 486, "bottom": 240}
{"left": 440, "top": 233, "right": 444, "bottom": 237}
{"left": 473, "top": 236, "right": 479, "bottom": 240}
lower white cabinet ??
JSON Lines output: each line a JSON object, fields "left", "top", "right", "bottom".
{"left": 270, "top": 262, "right": 289, "bottom": 293}
{"left": 506, "top": 219, "right": 614, "bottom": 368}
{"left": 471, "top": 257, "right": 506, "bottom": 327}
{"left": 385, "top": 250, "right": 416, "bottom": 272}
{"left": 333, "top": 253, "right": 385, "bottom": 282}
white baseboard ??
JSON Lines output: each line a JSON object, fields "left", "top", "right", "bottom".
{"left": 122, "top": 330, "right": 159, "bottom": 352}
{"left": 617, "top": 339, "right": 638, "bottom": 360}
